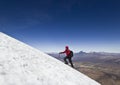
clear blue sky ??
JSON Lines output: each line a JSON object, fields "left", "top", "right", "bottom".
{"left": 0, "top": 0, "right": 120, "bottom": 53}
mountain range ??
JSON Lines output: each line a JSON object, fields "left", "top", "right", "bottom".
{"left": 48, "top": 51, "right": 120, "bottom": 65}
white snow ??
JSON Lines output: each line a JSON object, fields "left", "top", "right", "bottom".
{"left": 0, "top": 32, "right": 101, "bottom": 85}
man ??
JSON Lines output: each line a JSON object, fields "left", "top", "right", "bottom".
{"left": 59, "top": 46, "right": 74, "bottom": 68}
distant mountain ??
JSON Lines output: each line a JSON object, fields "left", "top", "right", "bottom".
{"left": 48, "top": 51, "right": 120, "bottom": 64}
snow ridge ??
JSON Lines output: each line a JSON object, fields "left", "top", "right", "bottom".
{"left": 0, "top": 32, "right": 101, "bottom": 85}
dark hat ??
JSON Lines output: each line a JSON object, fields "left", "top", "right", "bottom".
{"left": 65, "top": 46, "right": 69, "bottom": 49}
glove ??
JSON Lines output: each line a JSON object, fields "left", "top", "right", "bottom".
{"left": 59, "top": 52, "right": 62, "bottom": 54}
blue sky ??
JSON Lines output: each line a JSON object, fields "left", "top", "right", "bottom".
{"left": 0, "top": 0, "right": 120, "bottom": 53}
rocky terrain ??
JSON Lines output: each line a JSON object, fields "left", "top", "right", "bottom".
{"left": 74, "top": 62, "right": 120, "bottom": 85}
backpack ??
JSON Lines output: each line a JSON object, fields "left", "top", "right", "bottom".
{"left": 69, "top": 51, "right": 73, "bottom": 57}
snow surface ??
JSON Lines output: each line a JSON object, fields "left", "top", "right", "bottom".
{"left": 0, "top": 32, "right": 101, "bottom": 85}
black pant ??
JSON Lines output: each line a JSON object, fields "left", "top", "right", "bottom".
{"left": 64, "top": 56, "right": 74, "bottom": 67}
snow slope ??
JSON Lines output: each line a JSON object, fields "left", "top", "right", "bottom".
{"left": 0, "top": 32, "right": 101, "bottom": 85}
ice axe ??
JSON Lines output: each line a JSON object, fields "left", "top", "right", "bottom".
{"left": 58, "top": 53, "right": 63, "bottom": 61}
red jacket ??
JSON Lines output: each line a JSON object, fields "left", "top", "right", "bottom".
{"left": 61, "top": 48, "right": 71, "bottom": 56}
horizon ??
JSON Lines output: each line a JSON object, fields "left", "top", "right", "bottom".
{"left": 0, "top": 0, "right": 120, "bottom": 53}
{"left": 46, "top": 50, "right": 120, "bottom": 54}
